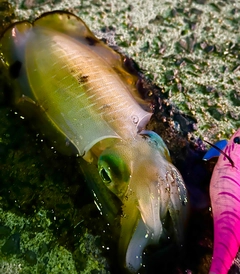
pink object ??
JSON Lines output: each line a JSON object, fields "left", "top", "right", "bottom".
{"left": 209, "top": 128, "right": 240, "bottom": 274}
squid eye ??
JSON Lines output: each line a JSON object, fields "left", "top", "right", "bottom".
{"left": 233, "top": 136, "right": 240, "bottom": 144}
{"left": 98, "top": 152, "right": 130, "bottom": 198}
{"left": 99, "top": 167, "right": 112, "bottom": 184}
{"left": 98, "top": 153, "right": 130, "bottom": 185}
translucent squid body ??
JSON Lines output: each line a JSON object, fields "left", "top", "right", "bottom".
{"left": 0, "top": 11, "right": 188, "bottom": 272}
{"left": 203, "top": 129, "right": 240, "bottom": 274}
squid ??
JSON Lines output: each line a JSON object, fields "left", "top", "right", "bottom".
{"left": 203, "top": 128, "right": 240, "bottom": 274}
{"left": 0, "top": 11, "right": 188, "bottom": 272}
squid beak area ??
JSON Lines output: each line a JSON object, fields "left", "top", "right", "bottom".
{"left": 118, "top": 194, "right": 144, "bottom": 273}
{"left": 118, "top": 180, "right": 165, "bottom": 273}
{"left": 118, "top": 162, "right": 188, "bottom": 273}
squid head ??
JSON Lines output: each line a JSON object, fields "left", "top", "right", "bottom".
{"left": 98, "top": 132, "right": 188, "bottom": 271}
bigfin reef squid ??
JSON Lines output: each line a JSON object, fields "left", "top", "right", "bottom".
{"left": 203, "top": 128, "right": 240, "bottom": 274}
{"left": 0, "top": 11, "right": 188, "bottom": 272}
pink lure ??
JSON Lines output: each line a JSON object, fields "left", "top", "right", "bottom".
{"left": 208, "top": 128, "right": 240, "bottom": 274}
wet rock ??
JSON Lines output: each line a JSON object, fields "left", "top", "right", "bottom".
{"left": 170, "top": 8, "right": 178, "bottom": 17}
{"left": 209, "top": 3, "right": 222, "bottom": 12}
{"left": 38, "top": 242, "right": 48, "bottom": 256}
{"left": 36, "top": 263, "right": 47, "bottom": 274}
{"left": 149, "top": 14, "right": 164, "bottom": 24}
{"left": 177, "top": 34, "right": 197, "bottom": 53}
{"left": 233, "top": 65, "right": 240, "bottom": 73}
{"left": 0, "top": 1, "right": 15, "bottom": 33}
{"left": 205, "top": 86, "right": 216, "bottom": 93}
{"left": 207, "top": 106, "right": 224, "bottom": 120}
{"left": 1, "top": 233, "right": 20, "bottom": 255}
{"left": 24, "top": 250, "right": 37, "bottom": 266}
{"left": 0, "top": 225, "right": 11, "bottom": 238}
{"left": 229, "top": 90, "right": 240, "bottom": 106}
{"left": 190, "top": 8, "right": 203, "bottom": 16}
{"left": 193, "top": 0, "right": 208, "bottom": 4}
{"left": 228, "top": 111, "right": 239, "bottom": 121}
{"left": 231, "top": 8, "right": 239, "bottom": 15}
{"left": 205, "top": 45, "right": 215, "bottom": 53}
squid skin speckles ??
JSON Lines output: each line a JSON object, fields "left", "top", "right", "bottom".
{"left": 0, "top": 11, "right": 188, "bottom": 272}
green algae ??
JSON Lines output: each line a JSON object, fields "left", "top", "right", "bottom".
{"left": 74, "top": 232, "right": 110, "bottom": 274}
{"left": 0, "top": 207, "right": 110, "bottom": 273}
{"left": 0, "top": 208, "right": 76, "bottom": 273}
{"left": 0, "top": 107, "right": 111, "bottom": 272}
